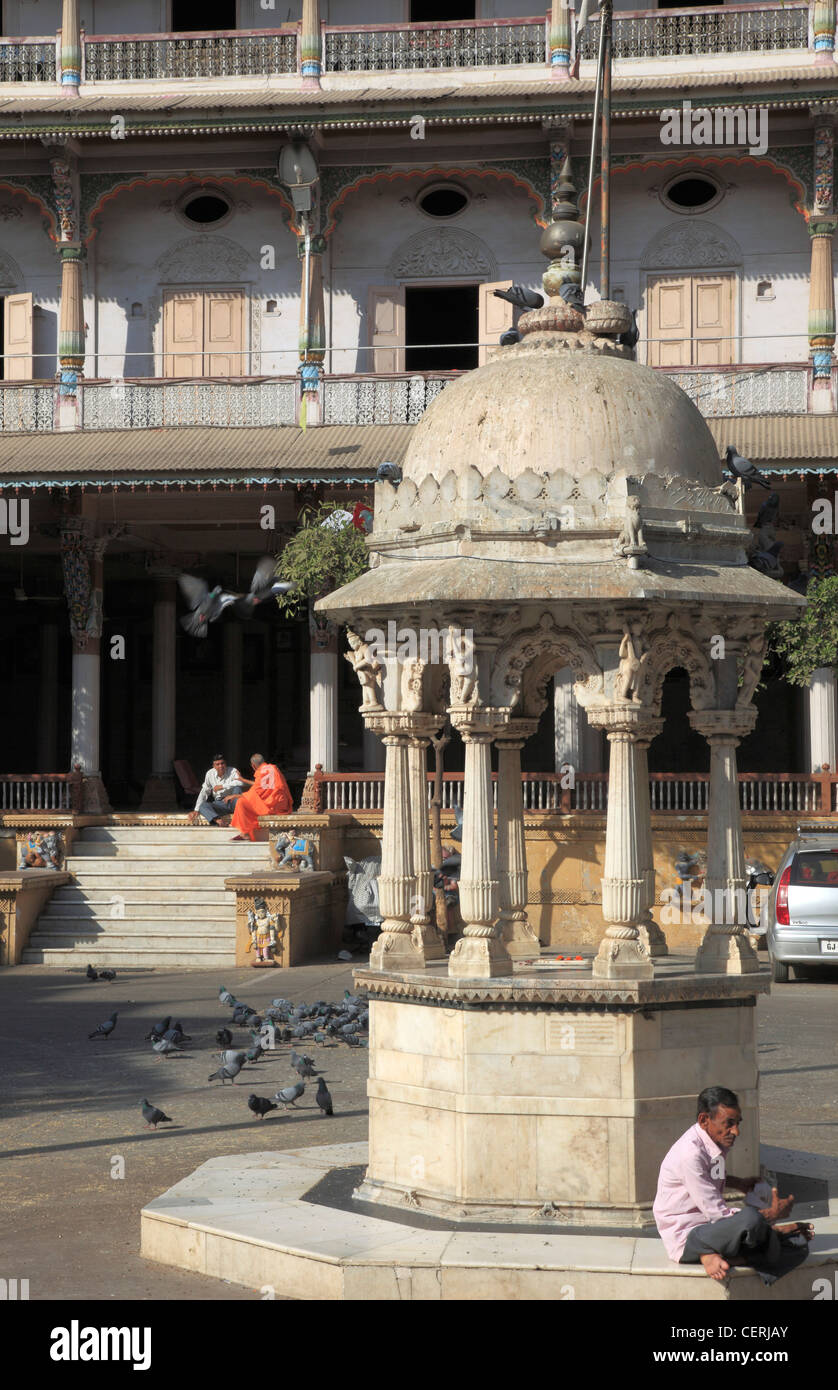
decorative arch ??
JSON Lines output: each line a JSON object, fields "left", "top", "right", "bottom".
{"left": 321, "top": 164, "right": 550, "bottom": 241}
{"left": 641, "top": 220, "right": 743, "bottom": 271}
{"left": 579, "top": 154, "right": 809, "bottom": 222}
{"left": 0, "top": 249, "right": 24, "bottom": 290}
{"left": 491, "top": 613, "right": 605, "bottom": 717}
{"left": 156, "top": 233, "right": 252, "bottom": 283}
{"left": 389, "top": 226, "right": 498, "bottom": 281}
{"left": 0, "top": 180, "right": 57, "bottom": 241}
{"left": 634, "top": 612, "right": 715, "bottom": 714}
{"left": 83, "top": 173, "right": 297, "bottom": 244}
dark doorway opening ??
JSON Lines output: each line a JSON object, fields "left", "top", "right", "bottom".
{"left": 405, "top": 285, "right": 478, "bottom": 372}
{"left": 410, "top": 1, "right": 475, "bottom": 20}
{"left": 172, "top": 0, "right": 237, "bottom": 31}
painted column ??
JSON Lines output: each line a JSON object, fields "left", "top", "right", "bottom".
{"left": 300, "top": 0, "right": 322, "bottom": 88}
{"left": 308, "top": 608, "right": 338, "bottom": 772}
{"left": 448, "top": 711, "right": 513, "bottom": 980}
{"left": 808, "top": 666, "right": 838, "bottom": 771}
{"left": 497, "top": 725, "right": 541, "bottom": 960}
{"left": 60, "top": 0, "right": 81, "bottom": 91}
{"left": 635, "top": 731, "right": 668, "bottom": 957}
{"left": 141, "top": 579, "right": 178, "bottom": 810}
{"left": 589, "top": 705, "right": 663, "bottom": 979}
{"left": 550, "top": 1, "right": 571, "bottom": 77}
{"left": 812, "top": 0, "right": 837, "bottom": 61}
{"left": 298, "top": 231, "right": 326, "bottom": 425}
{"left": 688, "top": 708, "right": 760, "bottom": 974}
{"left": 51, "top": 157, "right": 85, "bottom": 428}
{"left": 62, "top": 517, "right": 110, "bottom": 813}
{"left": 223, "top": 620, "right": 243, "bottom": 766}
{"left": 368, "top": 715, "right": 420, "bottom": 970}
{"left": 406, "top": 716, "right": 447, "bottom": 963}
{"left": 37, "top": 623, "right": 60, "bottom": 772}
{"left": 809, "top": 119, "right": 836, "bottom": 408}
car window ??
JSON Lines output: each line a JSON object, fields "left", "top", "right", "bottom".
{"left": 790, "top": 851, "right": 838, "bottom": 887}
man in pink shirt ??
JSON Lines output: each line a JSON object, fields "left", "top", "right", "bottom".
{"left": 654, "top": 1085, "right": 814, "bottom": 1285}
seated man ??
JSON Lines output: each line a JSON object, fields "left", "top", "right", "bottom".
{"left": 654, "top": 1085, "right": 814, "bottom": 1286}
{"left": 231, "top": 752, "right": 293, "bottom": 841}
{"left": 189, "top": 754, "right": 245, "bottom": 827}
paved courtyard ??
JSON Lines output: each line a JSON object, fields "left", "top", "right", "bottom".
{"left": 1, "top": 956, "right": 836, "bottom": 1300}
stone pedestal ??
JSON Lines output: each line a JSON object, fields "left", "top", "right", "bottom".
{"left": 354, "top": 964, "right": 767, "bottom": 1225}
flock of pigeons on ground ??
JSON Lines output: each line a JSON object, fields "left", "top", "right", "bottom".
{"left": 84, "top": 973, "right": 368, "bottom": 1131}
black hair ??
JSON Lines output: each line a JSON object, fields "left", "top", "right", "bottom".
{"left": 697, "top": 1085, "right": 739, "bottom": 1119}
{"left": 212, "top": 753, "right": 226, "bottom": 762}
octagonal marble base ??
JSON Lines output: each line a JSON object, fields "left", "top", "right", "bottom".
{"left": 140, "top": 1143, "right": 838, "bottom": 1301}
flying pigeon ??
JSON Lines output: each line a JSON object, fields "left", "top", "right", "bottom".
{"left": 291, "top": 1051, "right": 319, "bottom": 1079}
{"left": 235, "top": 556, "right": 295, "bottom": 618}
{"left": 375, "top": 461, "right": 402, "bottom": 486}
{"left": 141, "top": 1099, "right": 172, "bottom": 1130}
{"left": 248, "top": 1094, "right": 278, "bottom": 1120}
{"left": 756, "top": 491, "right": 780, "bottom": 529}
{"left": 208, "top": 1059, "right": 243, "bottom": 1085}
{"left": 492, "top": 285, "right": 544, "bottom": 312}
{"left": 558, "top": 282, "right": 586, "bottom": 314}
{"left": 98, "top": 968, "right": 116, "bottom": 982}
{"left": 274, "top": 1081, "right": 305, "bottom": 1109}
{"left": 86, "top": 963, "right": 98, "bottom": 981}
{"left": 315, "top": 1078, "right": 334, "bottom": 1117}
{"left": 725, "top": 445, "right": 771, "bottom": 491}
{"left": 178, "top": 573, "right": 243, "bottom": 638}
{"left": 216, "top": 1027, "right": 233, "bottom": 1047}
{"left": 88, "top": 1011, "right": 118, "bottom": 1040}
{"left": 152, "top": 1037, "right": 181, "bottom": 1058}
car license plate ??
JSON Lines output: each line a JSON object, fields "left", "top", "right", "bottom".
{"left": 820, "top": 940, "right": 838, "bottom": 954}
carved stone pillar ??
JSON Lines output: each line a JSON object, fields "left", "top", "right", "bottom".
{"left": 808, "top": 217, "right": 836, "bottom": 409}
{"left": 301, "top": 0, "right": 322, "bottom": 88}
{"left": 496, "top": 723, "right": 541, "bottom": 959}
{"left": 553, "top": 667, "right": 584, "bottom": 772}
{"left": 406, "top": 716, "right": 447, "bottom": 963}
{"left": 448, "top": 710, "right": 514, "bottom": 980}
{"left": 688, "top": 708, "right": 760, "bottom": 975}
{"left": 635, "top": 730, "right": 669, "bottom": 958}
{"left": 61, "top": 0, "right": 81, "bottom": 91}
{"left": 368, "top": 714, "right": 424, "bottom": 971}
{"left": 589, "top": 705, "right": 663, "bottom": 980}
{"left": 308, "top": 608, "right": 338, "bottom": 773}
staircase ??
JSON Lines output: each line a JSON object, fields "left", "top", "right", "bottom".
{"left": 22, "top": 826, "right": 268, "bottom": 968}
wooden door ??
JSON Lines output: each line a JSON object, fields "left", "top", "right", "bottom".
{"left": 646, "top": 275, "right": 691, "bottom": 368}
{"left": 693, "top": 274, "right": 734, "bottom": 366}
{"left": 204, "top": 289, "right": 245, "bottom": 375}
{"left": 368, "top": 286, "right": 405, "bottom": 373}
{"left": 5, "top": 292, "right": 33, "bottom": 381}
{"left": 163, "top": 290, "right": 203, "bottom": 378}
{"left": 478, "top": 279, "right": 513, "bottom": 366}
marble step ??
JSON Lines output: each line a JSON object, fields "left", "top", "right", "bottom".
{"left": 41, "top": 901, "right": 233, "bottom": 919}
{"left": 22, "top": 943, "right": 236, "bottom": 968}
{"left": 29, "top": 921, "right": 234, "bottom": 939}
{"left": 70, "top": 844, "right": 267, "bottom": 859}
{"left": 46, "top": 891, "right": 235, "bottom": 908}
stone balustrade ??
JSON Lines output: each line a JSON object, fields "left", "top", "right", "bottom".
{"left": 578, "top": 2, "right": 809, "bottom": 61}
{"left": 83, "top": 28, "right": 298, "bottom": 81}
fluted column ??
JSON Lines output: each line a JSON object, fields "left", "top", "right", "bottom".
{"left": 298, "top": 231, "right": 326, "bottom": 424}
{"left": 58, "top": 245, "right": 85, "bottom": 400}
{"left": 60, "top": 0, "right": 81, "bottom": 91}
{"left": 688, "top": 708, "right": 760, "bottom": 975}
{"left": 308, "top": 610, "right": 337, "bottom": 772}
{"left": 808, "top": 218, "right": 836, "bottom": 408}
{"left": 497, "top": 725, "right": 541, "bottom": 960}
{"left": 553, "top": 668, "right": 584, "bottom": 772}
{"left": 635, "top": 731, "right": 669, "bottom": 957}
{"left": 407, "top": 716, "right": 447, "bottom": 963}
{"left": 813, "top": 0, "right": 837, "bottom": 61}
{"left": 301, "top": 0, "right": 322, "bottom": 87}
{"left": 448, "top": 710, "right": 513, "bottom": 980}
{"left": 550, "top": 2, "right": 571, "bottom": 77}
{"left": 368, "top": 714, "right": 423, "bottom": 971}
{"left": 589, "top": 705, "right": 663, "bottom": 979}
{"left": 808, "top": 666, "right": 838, "bottom": 771}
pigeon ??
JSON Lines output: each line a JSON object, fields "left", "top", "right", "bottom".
{"left": 248, "top": 1094, "right": 278, "bottom": 1120}
{"left": 86, "top": 963, "right": 98, "bottom": 981}
{"left": 152, "top": 1037, "right": 181, "bottom": 1058}
{"left": 88, "top": 1011, "right": 118, "bottom": 1040}
{"left": 234, "top": 556, "right": 295, "bottom": 617}
{"left": 725, "top": 445, "right": 771, "bottom": 491}
{"left": 245, "top": 1044, "right": 264, "bottom": 1063}
{"left": 145, "top": 1016, "right": 172, "bottom": 1041}
{"left": 291, "top": 1051, "right": 319, "bottom": 1079}
{"left": 617, "top": 309, "right": 639, "bottom": 350}
{"left": 208, "top": 1059, "right": 243, "bottom": 1085}
{"left": 375, "top": 461, "right": 402, "bottom": 486}
{"left": 218, "top": 1049, "right": 247, "bottom": 1067}
{"left": 216, "top": 1027, "right": 233, "bottom": 1047}
{"left": 499, "top": 329, "right": 521, "bottom": 347}
{"left": 178, "top": 573, "right": 243, "bottom": 638}
{"left": 162, "top": 1026, "right": 190, "bottom": 1045}
{"left": 274, "top": 1081, "right": 305, "bottom": 1109}
{"left": 141, "top": 1099, "right": 172, "bottom": 1130}
{"left": 492, "top": 284, "right": 544, "bottom": 312}
{"left": 315, "top": 1078, "right": 334, "bottom": 1117}
{"left": 756, "top": 491, "right": 780, "bottom": 529}
{"left": 218, "top": 985, "right": 236, "bottom": 1007}
{"left": 98, "top": 968, "right": 116, "bottom": 982}
{"left": 232, "top": 1004, "right": 257, "bottom": 1025}
{"left": 558, "top": 281, "right": 586, "bottom": 314}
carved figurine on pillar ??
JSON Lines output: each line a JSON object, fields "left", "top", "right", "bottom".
{"left": 344, "top": 629, "right": 384, "bottom": 710}
{"left": 247, "top": 897, "right": 283, "bottom": 966}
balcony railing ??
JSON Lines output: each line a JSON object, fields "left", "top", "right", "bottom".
{"left": 83, "top": 28, "right": 298, "bottom": 81}
{"left": 323, "top": 373, "right": 456, "bottom": 426}
{"left": 323, "top": 17, "right": 546, "bottom": 73}
{"left": 0, "top": 36, "right": 56, "bottom": 81}
{"left": 578, "top": 2, "right": 809, "bottom": 60}
{"left": 659, "top": 365, "right": 810, "bottom": 417}
{"left": 0, "top": 772, "right": 83, "bottom": 813}
{"left": 79, "top": 378, "right": 297, "bottom": 430}
{"left": 309, "top": 769, "right": 838, "bottom": 816}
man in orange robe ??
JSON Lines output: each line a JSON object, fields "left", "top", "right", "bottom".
{"left": 231, "top": 753, "right": 293, "bottom": 841}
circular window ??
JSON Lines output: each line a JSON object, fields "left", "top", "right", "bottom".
{"left": 662, "top": 175, "right": 722, "bottom": 213}
{"left": 417, "top": 184, "right": 469, "bottom": 219}
{"left": 182, "top": 193, "right": 231, "bottom": 225}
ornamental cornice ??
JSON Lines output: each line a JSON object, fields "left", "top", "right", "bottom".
{"left": 688, "top": 707, "right": 759, "bottom": 741}
{"left": 353, "top": 966, "right": 770, "bottom": 1007}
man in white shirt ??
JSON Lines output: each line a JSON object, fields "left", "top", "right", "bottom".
{"left": 188, "top": 754, "right": 246, "bottom": 826}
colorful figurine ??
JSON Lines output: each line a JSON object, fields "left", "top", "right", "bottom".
{"left": 19, "top": 831, "right": 64, "bottom": 870}
{"left": 246, "top": 896, "right": 282, "bottom": 966}
{"left": 275, "top": 829, "right": 316, "bottom": 871}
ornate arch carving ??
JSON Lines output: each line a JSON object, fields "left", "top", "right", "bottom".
{"left": 641, "top": 220, "right": 742, "bottom": 270}
{"left": 156, "top": 234, "right": 252, "bottom": 283}
{"left": 389, "top": 226, "right": 497, "bottom": 281}
{"left": 0, "top": 248, "right": 23, "bottom": 290}
{"left": 491, "top": 613, "right": 605, "bottom": 717}
{"left": 622, "top": 610, "right": 716, "bottom": 713}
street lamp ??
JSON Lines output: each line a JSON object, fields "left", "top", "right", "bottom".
{"left": 278, "top": 142, "right": 320, "bottom": 385}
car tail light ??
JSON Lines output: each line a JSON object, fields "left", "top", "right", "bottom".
{"left": 775, "top": 866, "right": 791, "bottom": 926}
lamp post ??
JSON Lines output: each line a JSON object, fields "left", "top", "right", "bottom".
{"left": 278, "top": 142, "right": 323, "bottom": 403}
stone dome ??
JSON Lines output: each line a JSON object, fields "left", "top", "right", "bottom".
{"left": 402, "top": 335, "right": 723, "bottom": 490}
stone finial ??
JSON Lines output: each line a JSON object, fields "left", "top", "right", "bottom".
{"left": 539, "top": 155, "right": 584, "bottom": 299}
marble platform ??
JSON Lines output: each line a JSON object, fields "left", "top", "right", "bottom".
{"left": 140, "top": 1141, "right": 838, "bottom": 1301}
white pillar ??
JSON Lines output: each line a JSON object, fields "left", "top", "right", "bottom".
{"left": 407, "top": 719, "right": 447, "bottom": 962}
{"left": 689, "top": 708, "right": 760, "bottom": 975}
{"left": 223, "top": 621, "right": 243, "bottom": 765}
{"left": 363, "top": 725, "right": 386, "bottom": 772}
{"left": 448, "top": 712, "right": 513, "bottom": 979}
{"left": 309, "top": 631, "right": 338, "bottom": 771}
{"left": 37, "top": 623, "right": 59, "bottom": 770}
{"left": 369, "top": 716, "right": 424, "bottom": 970}
{"left": 71, "top": 648, "right": 101, "bottom": 777}
{"left": 635, "top": 733, "right": 668, "bottom": 958}
{"left": 553, "top": 668, "right": 584, "bottom": 771}
{"left": 497, "top": 726, "right": 541, "bottom": 959}
{"left": 808, "top": 666, "right": 838, "bottom": 771}
{"left": 141, "top": 579, "right": 178, "bottom": 810}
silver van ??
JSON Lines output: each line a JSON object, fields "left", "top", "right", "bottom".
{"left": 766, "top": 825, "right": 838, "bottom": 982}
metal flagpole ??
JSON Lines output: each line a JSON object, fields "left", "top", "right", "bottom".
{"left": 580, "top": 0, "right": 608, "bottom": 293}
{"left": 600, "top": 0, "right": 613, "bottom": 300}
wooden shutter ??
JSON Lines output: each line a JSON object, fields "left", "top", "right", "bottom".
{"left": 478, "top": 280, "right": 515, "bottom": 366}
{"left": 204, "top": 289, "right": 245, "bottom": 376}
{"left": 368, "top": 285, "right": 405, "bottom": 373}
{"left": 4, "top": 292, "right": 33, "bottom": 381}
{"left": 646, "top": 275, "right": 691, "bottom": 368}
{"left": 163, "top": 289, "right": 203, "bottom": 378}
{"left": 693, "top": 273, "right": 735, "bottom": 366}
